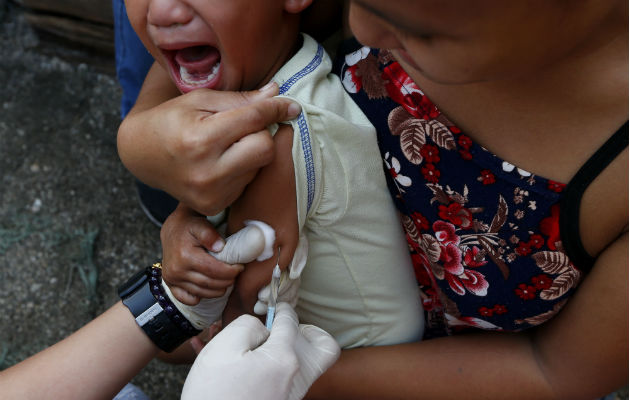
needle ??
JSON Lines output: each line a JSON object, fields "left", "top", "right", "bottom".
{"left": 265, "top": 248, "right": 282, "bottom": 330}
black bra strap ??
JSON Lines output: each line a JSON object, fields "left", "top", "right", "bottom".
{"left": 560, "top": 121, "right": 628, "bottom": 272}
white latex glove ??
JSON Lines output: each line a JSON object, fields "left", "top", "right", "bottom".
{"left": 164, "top": 220, "right": 276, "bottom": 330}
{"left": 254, "top": 234, "right": 308, "bottom": 315}
{"left": 289, "top": 323, "right": 342, "bottom": 400}
{"left": 181, "top": 303, "right": 340, "bottom": 400}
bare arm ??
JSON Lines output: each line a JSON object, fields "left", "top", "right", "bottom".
{"left": 223, "top": 124, "right": 300, "bottom": 325}
{"left": 306, "top": 233, "right": 628, "bottom": 400}
{"left": 0, "top": 302, "right": 158, "bottom": 399}
{"left": 116, "top": 64, "right": 301, "bottom": 216}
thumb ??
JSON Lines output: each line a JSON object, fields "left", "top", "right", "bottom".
{"left": 195, "top": 82, "right": 279, "bottom": 113}
{"left": 299, "top": 324, "right": 341, "bottom": 360}
{"left": 262, "top": 302, "right": 299, "bottom": 349}
{"left": 209, "top": 314, "right": 269, "bottom": 355}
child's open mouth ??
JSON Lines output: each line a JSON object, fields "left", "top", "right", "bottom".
{"left": 165, "top": 45, "right": 221, "bottom": 92}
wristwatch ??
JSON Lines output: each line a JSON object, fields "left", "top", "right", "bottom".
{"left": 118, "top": 264, "right": 200, "bottom": 352}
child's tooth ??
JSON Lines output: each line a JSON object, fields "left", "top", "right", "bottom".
{"left": 180, "top": 63, "right": 220, "bottom": 86}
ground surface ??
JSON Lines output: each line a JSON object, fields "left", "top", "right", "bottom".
{"left": 0, "top": 4, "right": 189, "bottom": 399}
{"left": 0, "top": 2, "right": 628, "bottom": 400}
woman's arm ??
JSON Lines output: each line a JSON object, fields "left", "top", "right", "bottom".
{"left": 307, "top": 233, "right": 628, "bottom": 400}
{"left": 116, "top": 64, "right": 301, "bottom": 216}
{"left": 0, "top": 301, "right": 158, "bottom": 399}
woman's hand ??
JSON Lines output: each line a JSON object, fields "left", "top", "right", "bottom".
{"left": 117, "top": 65, "right": 301, "bottom": 216}
{"left": 160, "top": 203, "right": 241, "bottom": 305}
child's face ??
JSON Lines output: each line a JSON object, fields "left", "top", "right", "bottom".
{"left": 126, "top": 0, "right": 306, "bottom": 93}
{"left": 348, "top": 0, "right": 626, "bottom": 84}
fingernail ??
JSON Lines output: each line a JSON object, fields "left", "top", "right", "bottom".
{"left": 287, "top": 102, "right": 301, "bottom": 118}
{"left": 211, "top": 239, "right": 224, "bottom": 252}
{"left": 259, "top": 81, "right": 276, "bottom": 92}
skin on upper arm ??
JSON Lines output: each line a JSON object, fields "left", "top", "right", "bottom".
{"left": 223, "top": 123, "right": 299, "bottom": 325}
{"left": 532, "top": 231, "right": 629, "bottom": 398}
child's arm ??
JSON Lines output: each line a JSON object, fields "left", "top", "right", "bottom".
{"left": 223, "top": 124, "right": 300, "bottom": 325}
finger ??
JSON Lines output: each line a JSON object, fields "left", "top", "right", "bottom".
{"left": 175, "top": 280, "right": 231, "bottom": 299}
{"left": 299, "top": 324, "right": 341, "bottom": 358}
{"left": 169, "top": 266, "right": 237, "bottom": 289}
{"left": 216, "top": 314, "right": 269, "bottom": 354}
{"left": 170, "top": 286, "right": 200, "bottom": 306}
{"left": 187, "top": 218, "right": 225, "bottom": 253}
{"left": 191, "top": 83, "right": 279, "bottom": 114}
{"left": 264, "top": 302, "right": 299, "bottom": 349}
{"left": 193, "top": 258, "right": 244, "bottom": 280}
{"left": 220, "top": 130, "right": 276, "bottom": 178}
{"left": 190, "top": 336, "right": 206, "bottom": 354}
{"left": 208, "top": 97, "right": 301, "bottom": 148}
{"left": 210, "top": 222, "right": 274, "bottom": 264}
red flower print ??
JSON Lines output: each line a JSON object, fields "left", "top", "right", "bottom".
{"left": 440, "top": 243, "right": 464, "bottom": 275}
{"left": 382, "top": 62, "right": 439, "bottom": 120}
{"left": 540, "top": 204, "right": 561, "bottom": 250}
{"left": 478, "top": 306, "right": 494, "bottom": 317}
{"left": 528, "top": 234, "right": 545, "bottom": 249}
{"left": 416, "top": 96, "right": 441, "bottom": 121}
{"left": 531, "top": 274, "right": 553, "bottom": 290}
{"left": 447, "top": 269, "right": 489, "bottom": 296}
{"left": 492, "top": 304, "right": 507, "bottom": 315}
{"left": 458, "top": 135, "right": 472, "bottom": 149}
{"left": 449, "top": 126, "right": 461, "bottom": 134}
{"left": 411, "top": 252, "right": 432, "bottom": 286}
{"left": 515, "top": 283, "right": 536, "bottom": 300}
{"left": 433, "top": 221, "right": 459, "bottom": 245}
{"left": 459, "top": 150, "right": 473, "bottom": 160}
{"left": 438, "top": 202, "right": 473, "bottom": 228}
{"left": 421, "top": 286, "right": 441, "bottom": 311}
{"left": 341, "top": 64, "right": 362, "bottom": 93}
{"left": 421, "top": 163, "right": 441, "bottom": 183}
{"left": 515, "top": 241, "right": 532, "bottom": 256}
{"left": 547, "top": 180, "right": 566, "bottom": 193}
{"left": 412, "top": 212, "right": 430, "bottom": 231}
{"left": 478, "top": 169, "right": 496, "bottom": 185}
{"left": 420, "top": 144, "right": 440, "bottom": 163}
{"left": 464, "top": 246, "right": 487, "bottom": 267}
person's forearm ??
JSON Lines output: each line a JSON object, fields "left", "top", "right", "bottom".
{"left": 307, "top": 235, "right": 629, "bottom": 400}
{"left": 0, "top": 301, "right": 158, "bottom": 399}
{"left": 306, "top": 331, "right": 558, "bottom": 400}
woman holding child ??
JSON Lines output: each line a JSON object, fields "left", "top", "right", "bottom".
{"left": 118, "top": 0, "right": 628, "bottom": 399}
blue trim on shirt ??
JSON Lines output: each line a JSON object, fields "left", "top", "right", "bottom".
{"left": 278, "top": 43, "right": 324, "bottom": 212}
{"left": 278, "top": 44, "right": 324, "bottom": 95}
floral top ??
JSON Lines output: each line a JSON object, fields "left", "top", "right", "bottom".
{"left": 335, "top": 43, "right": 591, "bottom": 338}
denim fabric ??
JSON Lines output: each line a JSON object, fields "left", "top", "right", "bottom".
{"left": 112, "top": 0, "right": 154, "bottom": 118}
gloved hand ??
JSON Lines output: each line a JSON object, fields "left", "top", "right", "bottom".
{"left": 181, "top": 303, "right": 340, "bottom": 400}
{"left": 164, "top": 220, "right": 276, "bottom": 330}
{"left": 254, "top": 234, "right": 308, "bottom": 315}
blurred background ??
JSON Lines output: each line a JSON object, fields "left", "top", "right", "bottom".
{"left": 0, "top": 1, "right": 188, "bottom": 398}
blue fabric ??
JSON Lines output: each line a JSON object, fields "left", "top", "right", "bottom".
{"left": 113, "top": 383, "right": 151, "bottom": 400}
{"left": 113, "top": 0, "right": 154, "bottom": 118}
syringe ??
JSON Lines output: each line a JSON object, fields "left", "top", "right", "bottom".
{"left": 265, "top": 249, "right": 282, "bottom": 330}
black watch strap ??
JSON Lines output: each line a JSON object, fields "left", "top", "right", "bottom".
{"left": 119, "top": 267, "right": 194, "bottom": 352}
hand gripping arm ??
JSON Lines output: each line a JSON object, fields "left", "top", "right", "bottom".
{"left": 163, "top": 220, "right": 275, "bottom": 329}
